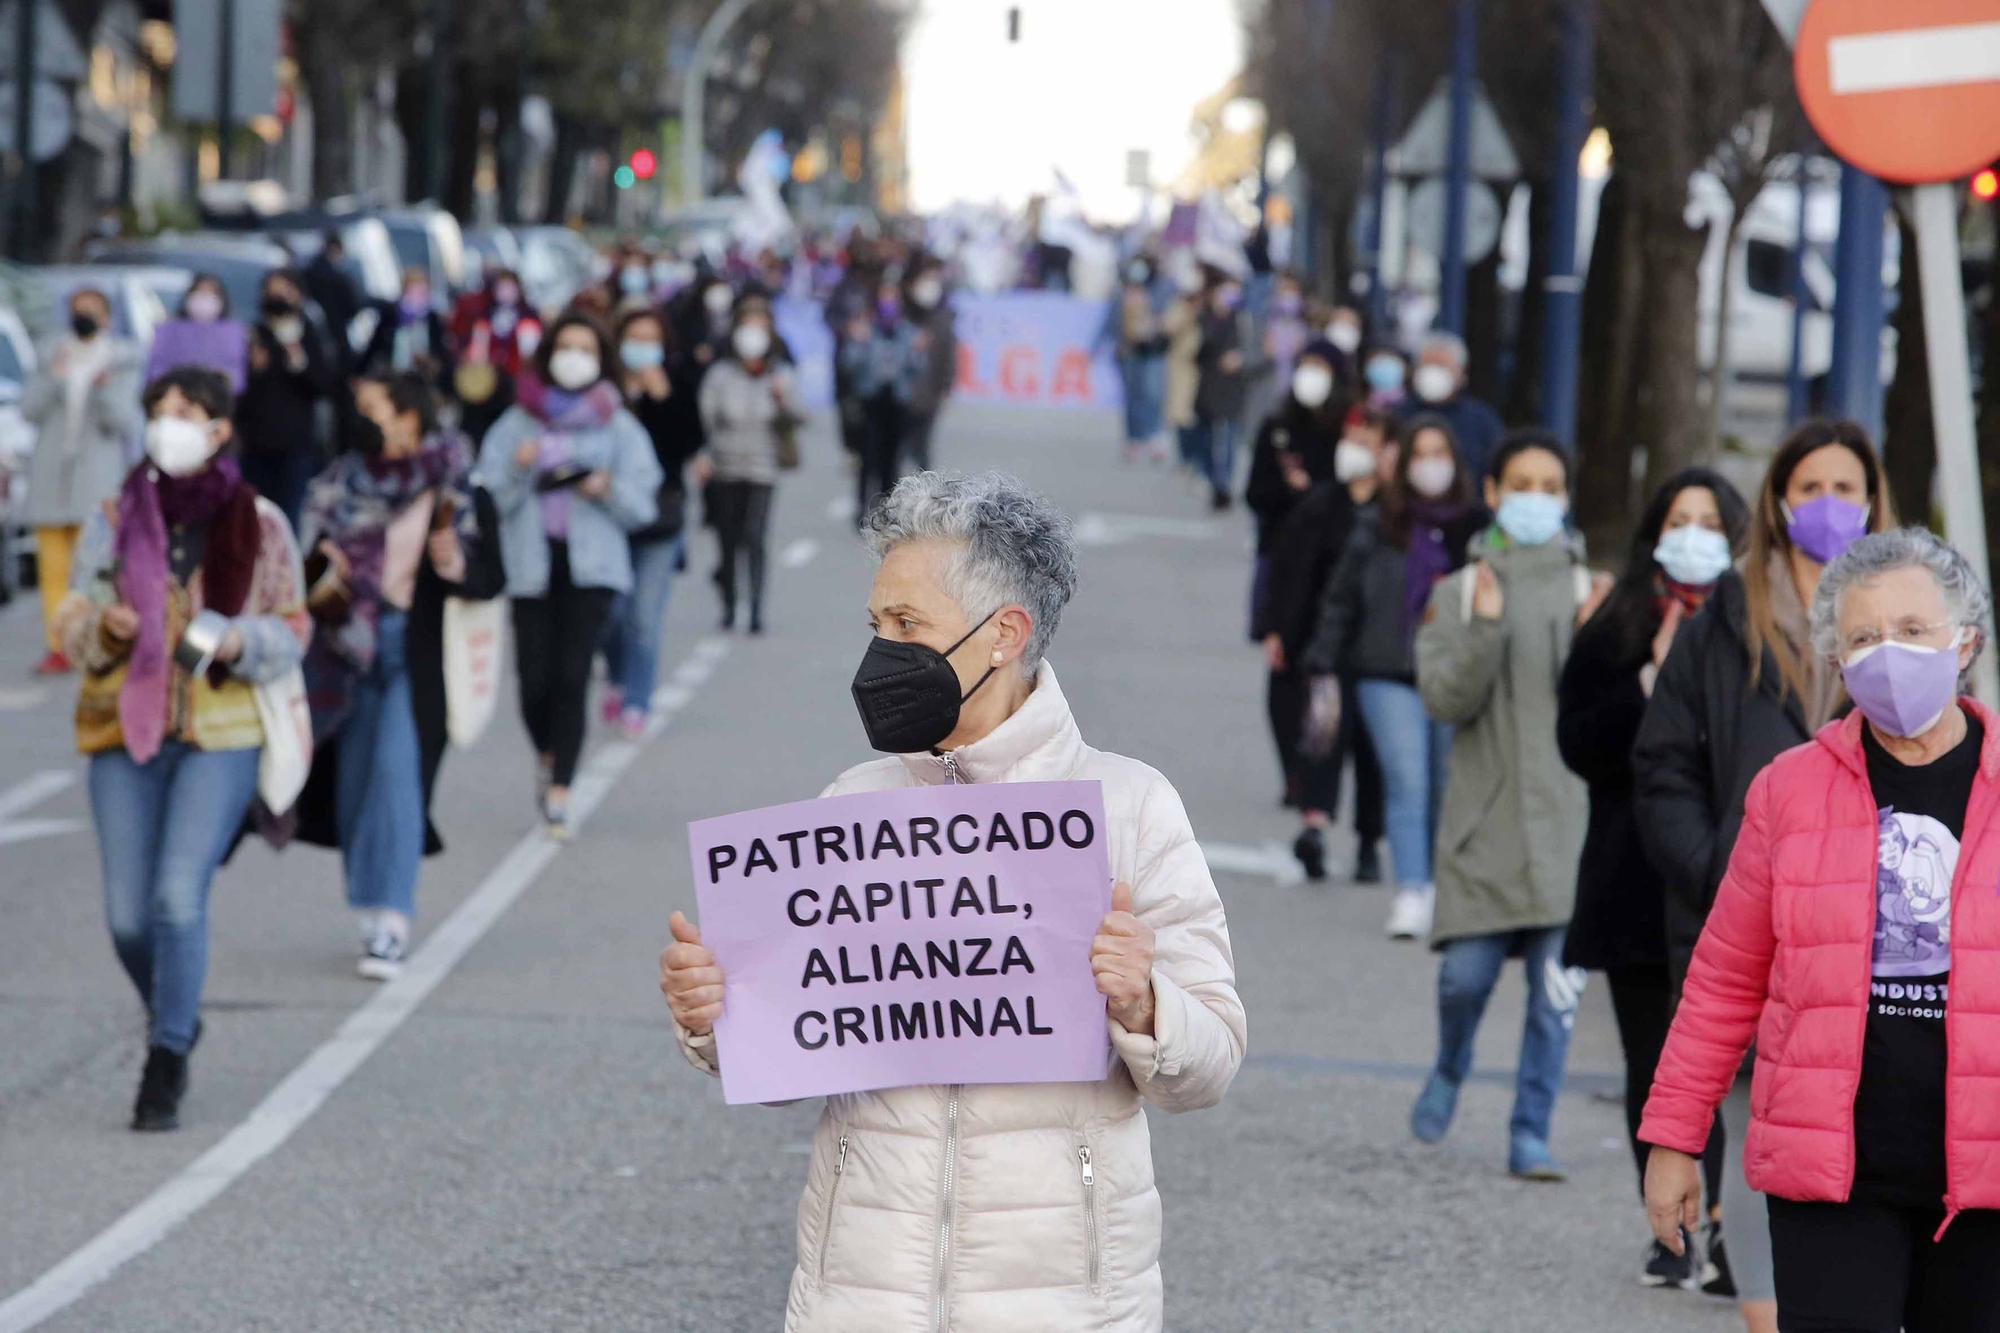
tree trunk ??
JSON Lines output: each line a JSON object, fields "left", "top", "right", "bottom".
{"left": 1883, "top": 207, "right": 1935, "bottom": 525}
{"left": 492, "top": 74, "right": 524, "bottom": 226}
{"left": 543, "top": 114, "right": 582, "bottom": 224}
{"left": 1575, "top": 173, "right": 1644, "bottom": 552}
{"left": 300, "top": 38, "right": 354, "bottom": 200}
{"left": 443, "top": 59, "right": 483, "bottom": 222}
{"left": 1707, "top": 214, "right": 1745, "bottom": 454}
{"left": 1634, "top": 204, "right": 1710, "bottom": 499}
{"left": 1507, "top": 176, "right": 1554, "bottom": 427}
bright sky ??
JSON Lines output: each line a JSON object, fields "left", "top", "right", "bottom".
{"left": 903, "top": 0, "right": 1246, "bottom": 221}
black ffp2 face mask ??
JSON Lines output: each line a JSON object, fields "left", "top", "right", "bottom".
{"left": 851, "top": 610, "right": 1000, "bottom": 754}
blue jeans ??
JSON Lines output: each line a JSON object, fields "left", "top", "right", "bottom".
{"left": 1118, "top": 355, "right": 1166, "bottom": 443}
{"left": 89, "top": 740, "right": 261, "bottom": 1054}
{"left": 337, "top": 611, "right": 424, "bottom": 919}
{"left": 1355, "top": 678, "right": 1452, "bottom": 888}
{"left": 1188, "top": 418, "right": 1240, "bottom": 497}
{"left": 602, "top": 534, "right": 683, "bottom": 712}
{"left": 1434, "top": 927, "right": 1578, "bottom": 1144}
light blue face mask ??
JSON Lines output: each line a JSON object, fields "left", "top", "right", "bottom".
{"left": 1495, "top": 492, "right": 1568, "bottom": 547}
{"left": 620, "top": 340, "right": 666, "bottom": 371}
{"left": 1652, "top": 523, "right": 1732, "bottom": 586}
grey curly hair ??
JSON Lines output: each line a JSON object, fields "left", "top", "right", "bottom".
{"left": 861, "top": 470, "right": 1079, "bottom": 674}
{"left": 1809, "top": 527, "right": 1991, "bottom": 683}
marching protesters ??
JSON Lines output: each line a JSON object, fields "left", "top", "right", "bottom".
{"left": 1113, "top": 253, "right": 1171, "bottom": 464}
{"left": 1322, "top": 305, "right": 1365, "bottom": 398}
{"left": 1408, "top": 431, "right": 1606, "bottom": 1180}
{"left": 1245, "top": 346, "right": 1345, "bottom": 635}
{"left": 1633, "top": 419, "right": 1892, "bottom": 1324}
{"left": 147, "top": 273, "right": 249, "bottom": 393}
{"left": 1407, "top": 333, "right": 1502, "bottom": 481}
{"left": 599, "top": 308, "right": 706, "bottom": 736}
{"left": 54, "top": 367, "right": 309, "bottom": 1131}
{"left": 1191, "top": 274, "right": 1254, "bottom": 511}
{"left": 840, "top": 278, "right": 919, "bottom": 523}
{"left": 237, "top": 268, "right": 338, "bottom": 530}
{"left": 303, "top": 231, "right": 363, "bottom": 369}
{"left": 363, "top": 267, "right": 453, "bottom": 392}
{"left": 1362, "top": 345, "right": 1410, "bottom": 414}
{"left": 1302, "top": 415, "right": 1485, "bottom": 936}
{"left": 658, "top": 469, "right": 1245, "bottom": 1331}
{"left": 449, "top": 267, "right": 543, "bottom": 444}
{"left": 901, "top": 262, "right": 957, "bottom": 473}
{"left": 21, "top": 285, "right": 143, "bottom": 675}
{"left": 700, "top": 303, "right": 799, "bottom": 635}
{"left": 473, "top": 312, "right": 662, "bottom": 839}
{"left": 1642, "top": 527, "right": 2000, "bottom": 1332}
{"left": 292, "top": 371, "right": 503, "bottom": 978}
{"left": 1260, "top": 405, "right": 1390, "bottom": 882}
{"left": 1557, "top": 467, "right": 1748, "bottom": 1287}
{"left": 1161, "top": 261, "right": 1206, "bottom": 477}
{"left": 1260, "top": 270, "right": 1312, "bottom": 422}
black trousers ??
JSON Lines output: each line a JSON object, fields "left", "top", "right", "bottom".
{"left": 1769, "top": 1198, "right": 2000, "bottom": 1333}
{"left": 903, "top": 410, "right": 938, "bottom": 472}
{"left": 1606, "top": 964, "right": 1725, "bottom": 1203}
{"left": 1267, "top": 666, "right": 1384, "bottom": 838}
{"left": 709, "top": 480, "right": 774, "bottom": 625}
{"left": 510, "top": 541, "right": 613, "bottom": 787}
{"left": 857, "top": 392, "right": 906, "bottom": 522}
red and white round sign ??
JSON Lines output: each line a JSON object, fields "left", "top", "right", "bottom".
{"left": 1795, "top": 0, "right": 2000, "bottom": 185}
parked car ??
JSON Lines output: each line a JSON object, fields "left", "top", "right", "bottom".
{"left": 377, "top": 206, "right": 467, "bottom": 308}
{"left": 464, "top": 226, "right": 525, "bottom": 288}
{"left": 264, "top": 214, "right": 403, "bottom": 304}
{"left": 86, "top": 234, "right": 291, "bottom": 318}
{"left": 0, "top": 306, "right": 40, "bottom": 600}
{"left": 28, "top": 265, "right": 174, "bottom": 345}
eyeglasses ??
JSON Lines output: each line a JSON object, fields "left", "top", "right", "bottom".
{"left": 1842, "top": 619, "right": 1958, "bottom": 656}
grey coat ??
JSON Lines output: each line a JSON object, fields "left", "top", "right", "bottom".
{"left": 20, "top": 338, "right": 143, "bottom": 527}
{"left": 698, "top": 358, "right": 799, "bottom": 485}
{"left": 1414, "top": 534, "right": 1589, "bottom": 946}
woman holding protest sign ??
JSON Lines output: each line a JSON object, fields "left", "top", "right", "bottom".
{"left": 659, "top": 470, "right": 1245, "bottom": 1332}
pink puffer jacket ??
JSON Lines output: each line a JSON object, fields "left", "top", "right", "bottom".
{"left": 1640, "top": 702, "right": 2000, "bottom": 1229}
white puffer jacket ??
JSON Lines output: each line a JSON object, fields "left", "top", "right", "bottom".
{"left": 676, "top": 663, "right": 1245, "bottom": 1332}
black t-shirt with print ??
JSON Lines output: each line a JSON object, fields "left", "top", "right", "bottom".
{"left": 1852, "top": 710, "right": 1981, "bottom": 1207}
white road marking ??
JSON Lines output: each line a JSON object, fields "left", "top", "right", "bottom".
{"left": 0, "top": 686, "right": 50, "bottom": 711}
{"left": 0, "top": 770, "right": 75, "bottom": 822}
{"left": 825, "top": 495, "right": 856, "bottom": 524}
{"left": 0, "top": 637, "right": 733, "bottom": 1333}
{"left": 0, "top": 818, "right": 85, "bottom": 848}
{"left": 780, "top": 538, "right": 820, "bottom": 569}
{"left": 1199, "top": 839, "right": 1305, "bottom": 888}
{"left": 1074, "top": 511, "right": 1223, "bottom": 548}
{"left": 1828, "top": 20, "right": 2000, "bottom": 95}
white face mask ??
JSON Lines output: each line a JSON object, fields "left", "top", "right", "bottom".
{"left": 548, "top": 347, "right": 601, "bottom": 391}
{"left": 1334, "top": 440, "right": 1377, "bottom": 484}
{"left": 270, "top": 316, "right": 305, "bottom": 345}
{"left": 1413, "top": 363, "right": 1458, "bottom": 404}
{"left": 733, "top": 324, "right": 772, "bottom": 362}
{"left": 703, "top": 284, "right": 734, "bottom": 316}
{"left": 1326, "top": 321, "right": 1362, "bottom": 355}
{"left": 1291, "top": 363, "right": 1335, "bottom": 410}
{"left": 911, "top": 278, "right": 943, "bottom": 309}
{"left": 1407, "top": 456, "right": 1457, "bottom": 499}
{"left": 185, "top": 291, "right": 224, "bottom": 323}
{"left": 145, "top": 417, "right": 216, "bottom": 478}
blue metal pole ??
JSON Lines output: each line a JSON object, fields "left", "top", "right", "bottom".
{"left": 1437, "top": 0, "right": 1478, "bottom": 336}
{"left": 1784, "top": 154, "right": 1812, "bottom": 426}
{"left": 1826, "top": 163, "right": 1888, "bottom": 441}
{"left": 1362, "top": 56, "right": 1394, "bottom": 336}
{"left": 1539, "top": 0, "right": 1593, "bottom": 449}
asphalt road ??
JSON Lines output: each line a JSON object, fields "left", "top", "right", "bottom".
{"left": 0, "top": 403, "right": 1737, "bottom": 1332}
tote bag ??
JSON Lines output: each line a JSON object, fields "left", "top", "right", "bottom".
{"left": 252, "top": 666, "right": 314, "bottom": 814}
{"left": 442, "top": 596, "right": 505, "bottom": 747}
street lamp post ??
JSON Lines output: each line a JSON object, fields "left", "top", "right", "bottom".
{"left": 1437, "top": 0, "right": 1478, "bottom": 337}
{"left": 1539, "top": 0, "right": 1594, "bottom": 450}
{"left": 680, "top": 0, "right": 756, "bottom": 207}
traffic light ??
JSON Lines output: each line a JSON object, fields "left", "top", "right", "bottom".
{"left": 1974, "top": 168, "right": 1999, "bottom": 202}
{"left": 631, "top": 148, "right": 657, "bottom": 181}
{"left": 613, "top": 165, "right": 637, "bottom": 190}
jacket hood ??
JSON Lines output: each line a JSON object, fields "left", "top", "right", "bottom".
{"left": 1814, "top": 696, "right": 2000, "bottom": 782}
{"left": 895, "top": 660, "right": 1087, "bottom": 786}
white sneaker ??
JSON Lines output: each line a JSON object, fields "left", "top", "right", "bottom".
{"left": 358, "top": 911, "right": 410, "bottom": 981}
{"left": 1385, "top": 886, "right": 1435, "bottom": 940}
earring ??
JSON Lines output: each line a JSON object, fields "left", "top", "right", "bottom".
{"left": 991, "top": 651, "right": 1003, "bottom": 665}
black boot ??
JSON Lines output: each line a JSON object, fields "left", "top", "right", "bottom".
{"left": 1292, "top": 827, "right": 1328, "bottom": 882}
{"left": 1355, "top": 840, "right": 1384, "bottom": 885}
{"left": 132, "top": 1046, "right": 188, "bottom": 1132}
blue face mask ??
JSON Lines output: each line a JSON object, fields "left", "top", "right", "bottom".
{"left": 1495, "top": 492, "right": 1568, "bottom": 547}
{"left": 1365, "top": 357, "right": 1404, "bottom": 392}
{"left": 620, "top": 340, "right": 666, "bottom": 371}
{"left": 1652, "top": 524, "right": 1732, "bottom": 587}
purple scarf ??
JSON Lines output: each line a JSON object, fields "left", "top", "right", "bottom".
{"left": 1401, "top": 497, "right": 1472, "bottom": 641}
{"left": 515, "top": 375, "right": 619, "bottom": 540}
{"left": 116, "top": 456, "right": 256, "bottom": 761}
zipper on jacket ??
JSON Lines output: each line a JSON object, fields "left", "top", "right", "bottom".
{"left": 938, "top": 751, "right": 961, "bottom": 785}
{"left": 932, "top": 1087, "right": 960, "bottom": 1332}
{"left": 817, "top": 1134, "right": 849, "bottom": 1287}
{"left": 1078, "top": 1144, "right": 1101, "bottom": 1294}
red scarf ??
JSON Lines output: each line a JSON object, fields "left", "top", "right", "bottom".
{"left": 1652, "top": 573, "right": 1713, "bottom": 622}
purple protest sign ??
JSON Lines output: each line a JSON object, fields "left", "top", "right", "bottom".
{"left": 690, "top": 779, "right": 1112, "bottom": 1106}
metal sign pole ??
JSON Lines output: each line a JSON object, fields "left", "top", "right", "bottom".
{"left": 1911, "top": 183, "right": 1999, "bottom": 703}
{"left": 13, "top": 0, "right": 37, "bottom": 258}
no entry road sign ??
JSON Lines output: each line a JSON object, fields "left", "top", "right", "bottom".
{"left": 1795, "top": 0, "right": 2000, "bottom": 184}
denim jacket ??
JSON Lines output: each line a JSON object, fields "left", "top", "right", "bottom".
{"left": 472, "top": 403, "right": 662, "bottom": 596}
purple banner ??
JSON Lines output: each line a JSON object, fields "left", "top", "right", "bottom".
{"left": 689, "top": 780, "right": 1113, "bottom": 1105}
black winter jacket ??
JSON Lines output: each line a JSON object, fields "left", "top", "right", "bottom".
{"left": 1300, "top": 507, "right": 1485, "bottom": 681}
{"left": 236, "top": 322, "right": 336, "bottom": 461}
{"left": 1556, "top": 603, "right": 1668, "bottom": 971}
{"left": 1244, "top": 407, "right": 1340, "bottom": 555}
{"left": 1256, "top": 481, "right": 1367, "bottom": 655}
{"left": 1631, "top": 570, "right": 1825, "bottom": 994}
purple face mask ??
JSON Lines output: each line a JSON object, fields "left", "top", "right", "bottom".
{"left": 1841, "top": 637, "right": 1963, "bottom": 738}
{"left": 1786, "top": 494, "right": 1869, "bottom": 565}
